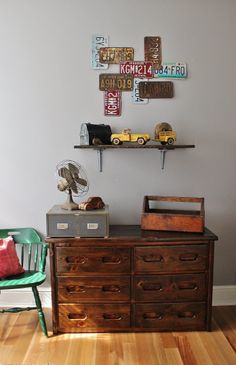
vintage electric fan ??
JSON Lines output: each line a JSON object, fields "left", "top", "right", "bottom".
{"left": 56, "top": 160, "right": 89, "bottom": 210}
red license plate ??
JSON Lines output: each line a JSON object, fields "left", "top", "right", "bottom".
{"left": 104, "top": 91, "right": 121, "bottom": 116}
{"left": 120, "top": 61, "right": 153, "bottom": 78}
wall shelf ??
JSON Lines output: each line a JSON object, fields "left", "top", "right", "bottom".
{"left": 74, "top": 144, "right": 195, "bottom": 172}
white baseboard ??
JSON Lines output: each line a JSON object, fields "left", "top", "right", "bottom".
{"left": 1, "top": 285, "right": 236, "bottom": 308}
{"left": 212, "top": 285, "right": 236, "bottom": 306}
{"left": 0, "top": 287, "right": 52, "bottom": 308}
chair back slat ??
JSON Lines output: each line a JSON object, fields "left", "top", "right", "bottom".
{"left": 27, "top": 244, "right": 32, "bottom": 271}
{"left": 20, "top": 244, "right": 24, "bottom": 266}
{"left": 34, "top": 244, "right": 39, "bottom": 271}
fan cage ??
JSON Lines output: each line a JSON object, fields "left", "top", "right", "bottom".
{"left": 56, "top": 159, "right": 89, "bottom": 198}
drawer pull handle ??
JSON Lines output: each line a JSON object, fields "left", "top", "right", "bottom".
{"left": 141, "top": 282, "right": 162, "bottom": 291}
{"left": 143, "top": 312, "right": 164, "bottom": 320}
{"left": 103, "top": 313, "right": 122, "bottom": 320}
{"left": 179, "top": 254, "right": 198, "bottom": 262}
{"left": 177, "top": 311, "right": 196, "bottom": 319}
{"left": 178, "top": 283, "right": 198, "bottom": 291}
{"left": 68, "top": 312, "right": 87, "bottom": 321}
{"left": 66, "top": 285, "right": 86, "bottom": 293}
{"left": 102, "top": 256, "right": 121, "bottom": 264}
{"left": 102, "top": 285, "right": 121, "bottom": 293}
{"left": 65, "top": 256, "right": 87, "bottom": 264}
{"left": 143, "top": 255, "right": 164, "bottom": 263}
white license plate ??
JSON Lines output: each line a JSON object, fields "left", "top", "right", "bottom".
{"left": 91, "top": 34, "right": 109, "bottom": 69}
{"left": 154, "top": 63, "right": 187, "bottom": 78}
{"left": 131, "top": 78, "right": 149, "bottom": 104}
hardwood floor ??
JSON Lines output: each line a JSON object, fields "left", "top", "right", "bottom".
{"left": 0, "top": 306, "right": 236, "bottom": 365}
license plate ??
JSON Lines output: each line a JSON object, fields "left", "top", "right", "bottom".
{"left": 104, "top": 90, "right": 122, "bottom": 116}
{"left": 153, "top": 62, "right": 187, "bottom": 78}
{"left": 144, "top": 36, "right": 162, "bottom": 70}
{"left": 99, "top": 74, "right": 133, "bottom": 91}
{"left": 139, "top": 81, "right": 174, "bottom": 98}
{"left": 99, "top": 47, "right": 134, "bottom": 64}
{"left": 91, "top": 34, "right": 109, "bottom": 69}
{"left": 131, "top": 78, "right": 149, "bottom": 104}
{"left": 120, "top": 61, "right": 153, "bottom": 78}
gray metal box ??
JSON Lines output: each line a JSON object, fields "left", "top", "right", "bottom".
{"left": 46, "top": 205, "right": 109, "bottom": 238}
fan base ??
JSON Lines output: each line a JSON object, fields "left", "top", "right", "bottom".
{"left": 61, "top": 201, "right": 78, "bottom": 211}
{"left": 61, "top": 190, "right": 78, "bottom": 210}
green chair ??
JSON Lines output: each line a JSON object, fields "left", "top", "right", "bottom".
{"left": 0, "top": 227, "right": 48, "bottom": 336}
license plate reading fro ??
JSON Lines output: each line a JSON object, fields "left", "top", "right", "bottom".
{"left": 91, "top": 34, "right": 109, "bottom": 69}
{"left": 104, "top": 90, "right": 122, "bottom": 116}
{"left": 99, "top": 74, "right": 133, "bottom": 91}
{"left": 144, "top": 37, "right": 162, "bottom": 70}
{"left": 138, "top": 81, "right": 174, "bottom": 98}
{"left": 120, "top": 61, "right": 153, "bottom": 78}
{"left": 99, "top": 47, "right": 134, "bottom": 64}
{"left": 154, "top": 63, "right": 187, "bottom": 78}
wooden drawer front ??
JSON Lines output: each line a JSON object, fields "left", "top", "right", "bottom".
{"left": 135, "top": 274, "right": 206, "bottom": 302}
{"left": 135, "top": 245, "right": 208, "bottom": 273}
{"left": 58, "top": 304, "right": 131, "bottom": 331}
{"left": 135, "top": 302, "right": 206, "bottom": 330}
{"left": 58, "top": 276, "right": 131, "bottom": 302}
{"left": 56, "top": 247, "right": 131, "bottom": 274}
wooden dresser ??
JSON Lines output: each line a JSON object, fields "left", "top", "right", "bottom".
{"left": 47, "top": 225, "right": 218, "bottom": 334}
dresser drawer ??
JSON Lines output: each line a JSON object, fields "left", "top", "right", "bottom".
{"left": 58, "top": 304, "right": 131, "bottom": 332}
{"left": 135, "top": 245, "right": 208, "bottom": 273}
{"left": 58, "top": 276, "right": 131, "bottom": 302}
{"left": 135, "top": 274, "right": 206, "bottom": 302}
{"left": 56, "top": 247, "right": 131, "bottom": 274}
{"left": 135, "top": 302, "right": 206, "bottom": 331}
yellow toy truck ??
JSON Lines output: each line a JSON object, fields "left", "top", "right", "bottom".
{"left": 154, "top": 122, "right": 176, "bottom": 145}
{"left": 111, "top": 128, "right": 150, "bottom": 145}
{"left": 156, "top": 130, "right": 176, "bottom": 145}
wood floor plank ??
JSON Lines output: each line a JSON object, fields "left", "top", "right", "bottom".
{"left": 213, "top": 306, "right": 236, "bottom": 352}
{"left": 180, "top": 332, "right": 215, "bottom": 365}
{"left": 174, "top": 335, "right": 198, "bottom": 365}
{"left": 1, "top": 307, "right": 236, "bottom": 365}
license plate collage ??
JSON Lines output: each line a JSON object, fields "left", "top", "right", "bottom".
{"left": 91, "top": 35, "right": 187, "bottom": 116}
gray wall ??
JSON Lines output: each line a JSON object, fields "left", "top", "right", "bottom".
{"left": 0, "top": 0, "right": 235, "bottom": 285}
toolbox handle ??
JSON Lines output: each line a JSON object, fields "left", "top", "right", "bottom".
{"left": 143, "top": 195, "right": 204, "bottom": 215}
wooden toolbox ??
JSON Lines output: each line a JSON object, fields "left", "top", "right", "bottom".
{"left": 141, "top": 196, "right": 205, "bottom": 233}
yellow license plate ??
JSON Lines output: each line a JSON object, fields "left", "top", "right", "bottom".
{"left": 99, "top": 47, "right": 134, "bottom": 64}
{"left": 99, "top": 74, "right": 133, "bottom": 91}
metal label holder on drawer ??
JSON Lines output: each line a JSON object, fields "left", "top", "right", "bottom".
{"left": 46, "top": 204, "right": 109, "bottom": 238}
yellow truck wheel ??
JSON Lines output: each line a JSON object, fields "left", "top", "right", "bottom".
{"left": 167, "top": 138, "right": 174, "bottom": 145}
{"left": 112, "top": 138, "right": 121, "bottom": 145}
{"left": 137, "top": 137, "right": 146, "bottom": 145}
